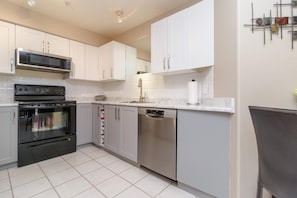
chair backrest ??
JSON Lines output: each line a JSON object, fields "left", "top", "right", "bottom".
{"left": 249, "top": 106, "right": 297, "bottom": 198}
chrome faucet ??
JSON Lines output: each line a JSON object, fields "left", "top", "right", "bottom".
{"left": 138, "top": 78, "right": 145, "bottom": 102}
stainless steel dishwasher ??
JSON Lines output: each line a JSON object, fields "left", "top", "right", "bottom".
{"left": 138, "top": 108, "right": 177, "bottom": 180}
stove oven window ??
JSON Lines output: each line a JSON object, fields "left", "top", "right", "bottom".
{"left": 18, "top": 104, "right": 75, "bottom": 144}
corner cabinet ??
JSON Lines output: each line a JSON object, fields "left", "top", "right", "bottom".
{"left": 76, "top": 103, "right": 93, "bottom": 145}
{"left": 0, "top": 21, "right": 15, "bottom": 74}
{"left": 98, "top": 41, "right": 127, "bottom": 81}
{"left": 151, "top": 0, "right": 214, "bottom": 74}
{"left": 85, "top": 44, "right": 100, "bottom": 81}
{"left": 16, "top": 25, "right": 70, "bottom": 57}
{"left": 68, "top": 41, "right": 100, "bottom": 82}
{"left": 0, "top": 106, "right": 17, "bottom": 166}
{"left": 104, "top": 105, "right": 138, "bottom": 162}
{"left": 177, "top": 110, "right": 230, "bottom": 198}
{"left": 69, "top": 40, "right": 86, "bottom": 80}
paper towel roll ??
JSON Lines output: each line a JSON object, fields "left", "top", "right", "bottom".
{"left": 187, "top": 80, "right": 198, "bottom": 104}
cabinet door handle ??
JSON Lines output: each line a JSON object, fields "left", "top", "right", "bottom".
{"left": 71, "top": 64, "right": 74, "bottom": 77}
{"left": 163, "top": 57, "right": 166, "bottom": 71}
{"left": 13, "top": 111, "right": 16, "bottom": 124}
{"left": 10, "top": 58, "right": 14, "bottom": 72}
{"left": 167, "top": 56, "right": 171, "bottom": 70}
{"left": 42, "top": 41, "right": 45, "bottom": 53}
{"left": 47, "top": 41, "right": 50, "bottom": 53}
{"left": 115, "top": 108, "right": 117, "bottom": 120}
{"left": 117, "top": 108, "right": 120, "bottom": 120}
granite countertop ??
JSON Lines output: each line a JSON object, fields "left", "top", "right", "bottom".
{"left": 74, "top": 97, "right": 235, "bottom": 113}
{"left": 0, "top": 98, "right": 235, "bottom": 113}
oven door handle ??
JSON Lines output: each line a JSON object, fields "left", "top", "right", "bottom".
{"left": 19, "top": 104, "right": 76, "bottom": 109}
{"left": 28, "top": 137, "right": 72, "bottom": 148}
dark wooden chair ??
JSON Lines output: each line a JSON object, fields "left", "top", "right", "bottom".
{"left": 249, "top": 106, "right": 297, "bottom": 198}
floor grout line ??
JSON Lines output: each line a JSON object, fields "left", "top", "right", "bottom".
{"left": 2, "top": 144, "right": 197, "bottom": 198}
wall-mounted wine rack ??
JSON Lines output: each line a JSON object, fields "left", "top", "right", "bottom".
{"left": 244, "top": 0, "right": 297, "bottom": 49}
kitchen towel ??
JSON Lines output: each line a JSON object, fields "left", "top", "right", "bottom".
{"left": 187, "top": 79, "right": 199, "bottom": 105}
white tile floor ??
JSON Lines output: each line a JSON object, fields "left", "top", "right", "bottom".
{"left": 0, "top": 145, "right": 199, "bottom": 198}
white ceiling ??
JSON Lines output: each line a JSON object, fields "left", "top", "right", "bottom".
{"left": 6, "top": 0, "right": 198, "bottom": 39}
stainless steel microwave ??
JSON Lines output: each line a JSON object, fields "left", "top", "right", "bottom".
{"left": 16, "top": 48, "right": 71, "bottom": 73}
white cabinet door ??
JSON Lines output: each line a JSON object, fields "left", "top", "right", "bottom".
{"left": 0, "top": 107, "right": 17, "bottom": 166}
{"left": 189, "top": 0, "right": 214, "bottom": 68}
{"left": 98, "top": 41, "right": 126, "bottom": 81}
{"left": 104, "top": 105, "right": 120, "bottom": 153}
{"left": 16, "top": 25, "right": 45, "bottom": 52}
{"left": 152, "top": 11, "right": 189, "bottom": 73}
{"left": 0, "top": 21, "right": 15, "bottom": 74}
{"left": 167, "top": 9, "right": 190, "bottom": 72}
{"left": 151, "top": 18, "right": 168, "bottom": 73}
{"left": 16, "top": 26, "right": 70, "bottom": 57}
{"left": 98, "top": 43, "right": 110, "bottom": 81}
{"left": 112, "top": 42, "right": 126, "bottom": 80}
{"left": 69, "top": 40, "right": 86, "bottom": 80}
{"left": 46, "top": 33, "right": 70, "bottom": 57}
{"left": 77, "top": 104, "right": 93, "bottom": 145}
{"left": 120, "top": 106, "right": 138, "bottom": 162}
{"left": 85, "top": 44, "right": 100, "bottom": 81}
{"left": 125, "top": 45, "right": 137, "bottom": 76}
{"left": 151, "top": 0, "right": 214, "bottom": 74}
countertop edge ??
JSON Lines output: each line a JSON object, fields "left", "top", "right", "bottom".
{"left": 88, "top": 100, "right": 235, "bottom": 114}
{"left": 0, "top": 103, "right": 19, "bottom": 107}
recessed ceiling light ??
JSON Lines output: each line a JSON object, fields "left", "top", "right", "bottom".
{"left": 27, "top": 0, "right": 36, "bottom": 7}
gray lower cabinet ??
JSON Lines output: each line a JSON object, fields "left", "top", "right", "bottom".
{"left": 104, "top": 105, "right": 138, "bottom": 162}
{"left": 77, "top": 103, "right": 93, "bottom": 145}
{"left": 177, "top": 110, "right": 230, "bottom": 198}
{"left": 104, "top": 105, "right": 120, "bottom": 152}
{"left": 0, "top": 106, "right": 17, "bottom": 165}
{"left": 119, "top": 106, "right": 138, "bottom": 162}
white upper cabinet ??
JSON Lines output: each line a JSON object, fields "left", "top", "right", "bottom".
{"left": 0, "top": 21, "right": 15, "bottom": 74}
{"left": 151, "top": 18, "right": 168, "bottom": 74}
{"left": 69, "top": 40, "right": 86, "bottom": 80}
{"left": 85, "top": 44, "right": 100, "bottom": 81}
{"left": 69, "top": 41, "right": 100, "bottom": 82}
{"left": 126, "top": 45, "right": 137, "bottom": 76}
{"left": 16, "top": 26, "right": 70, "bottom": 57}
{"left": 189, "top": 0, "right": 214, "bottom": 68}
{"left": 167, "top": 8, "right": 190, "bottom": 72}
{"left": 98, "top": 41, "right": 126, "bottom": 81}
{"left": 46, "top": 34, "right": 70, "bottom": 57}
{"left": 151, "top": 0, "right": 214, "bottom": 74}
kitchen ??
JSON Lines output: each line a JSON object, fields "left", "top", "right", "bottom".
{"left": 1, "top": 0, "right": 295, "bottom": 198}
{"left": 2, "top": 0, "right": 229, "bottom": 196}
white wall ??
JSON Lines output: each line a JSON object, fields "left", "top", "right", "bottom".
{"left": 239, "top": 0, "right": 297, "bottom": 197}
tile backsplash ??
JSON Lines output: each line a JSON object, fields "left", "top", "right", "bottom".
{"left": 103, "top": 67, "right": 214, "bottom": 101}
{"left": 0, "top": 67, "right": 213, "bottom": 103}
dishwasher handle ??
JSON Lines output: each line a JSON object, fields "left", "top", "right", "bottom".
{"left": 145, "top": 109, "right": 165, "bottom": 118}
{"left": 145, "top": 113, "right": 164, "bottom": 118}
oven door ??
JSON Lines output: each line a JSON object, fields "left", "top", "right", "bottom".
{"left": 18, "top": 102, "right": 76, "bottom": 144}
